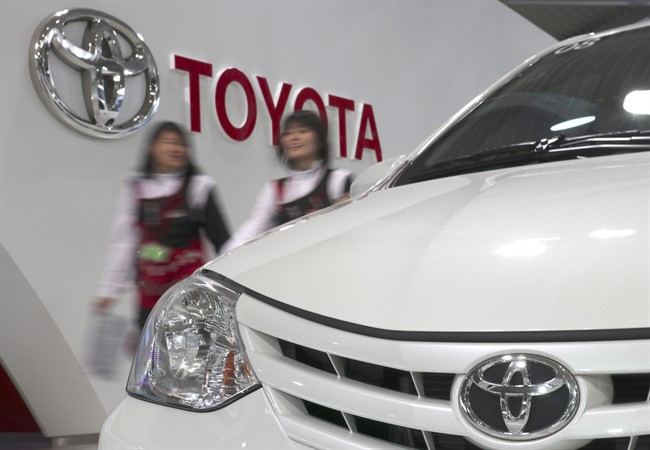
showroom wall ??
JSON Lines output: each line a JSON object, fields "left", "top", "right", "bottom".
{"left": 0, "top": 0, "right": 555, "bottom": 437}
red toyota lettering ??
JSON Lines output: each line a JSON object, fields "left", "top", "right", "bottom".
{"left": 355, "top": 103, "right": 382, "bottom": 162}
{"left": 173, "top": 55, "right": 213, "bottom": 132}
{"left": 294, "top": 87, "right": 328, "bottom": 132}
{"left": 215, "top": 68, "right": 257, "bottom": 141}
{"left": 328, "top": 94, "right": 355, "bottom": 158}
{"left": 257, "top": 76, "right": 292, "bottom": 146}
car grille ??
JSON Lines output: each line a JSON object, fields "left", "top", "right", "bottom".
{"left": 236, "top": 295, "right": 650, "bottom": 450}
{"left": 278, "top": 339, "right": 649, "bottom": 450}
{"left": 279, "top": 339, "right": 456, "bottom": 400}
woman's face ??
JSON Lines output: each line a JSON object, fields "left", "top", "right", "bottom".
{"left": 150, "top": 131, "right": 189, "bottom": 174}
{"left": 281, "top": 123, "right": 320, "bottom": 170}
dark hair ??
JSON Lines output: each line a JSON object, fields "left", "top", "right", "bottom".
{"left": 276, "top": 110, "right": 330, "bottom": 168}
{"left": 138, "top": 121, "right": 199, "bottom": 177}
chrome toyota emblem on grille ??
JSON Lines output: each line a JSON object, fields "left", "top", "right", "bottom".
{"left": 29, "top": 9, "right": 159, "bottom": 138}
{"left": 460, "top": 354, "right": 579, "bottom": 440}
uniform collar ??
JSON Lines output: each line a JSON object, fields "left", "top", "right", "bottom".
{"left": 151, "top": 169, "right": 187, "bottom": 180}
{"left": 288, "top": 160, "right": 324, "bottom": 177}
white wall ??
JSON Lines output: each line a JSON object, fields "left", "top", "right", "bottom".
{"left": 0, "top": 0, "right": 555, "bottom": 437}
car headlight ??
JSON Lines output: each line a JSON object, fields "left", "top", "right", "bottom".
{"left": 127, "top": 272, "right": 260, "bottom": 411}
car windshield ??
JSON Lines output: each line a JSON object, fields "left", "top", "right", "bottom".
{"left": 398, "top": 26, "right": 650, "bottom": 185}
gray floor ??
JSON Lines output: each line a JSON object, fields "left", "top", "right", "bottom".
{"left": 0, "top": 433, "right": 98, "bottom": 450}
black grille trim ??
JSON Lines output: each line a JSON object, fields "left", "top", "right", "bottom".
{"left": 431, "top": 433, "right": 483, "bottom": 450}
{"left": 302, "top": 400, "right": 347, "bottom": 429}
{"left": 611, "top": 374, "right": 650, "bottom": 404}
{"left": 422, "top": 372, "right": 456, "bottom": 400}
{"left": 204, "top": 270, "right": 650, "bottom": 343}
{"left": 354, "top": 415, "right": 428, "bottom": 450}
{"left": 277, "top": 336, "right": 455, "bottom": 399}
{"left": 635, "top": 435, "right": 650, "bottom": 449}
{"left": 343, "top": 359, "right": 418, "bottom": 395}
{"left": 278, "top": 339, "right": 337, "bottom": 374}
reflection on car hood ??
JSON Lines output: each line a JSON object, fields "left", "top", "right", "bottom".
{"left": 209, "top": 153, "right": 650, "bottom": 333}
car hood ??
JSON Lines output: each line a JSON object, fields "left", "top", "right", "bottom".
{"left": 208, "top": 153, "right": 650, "bottom": 333}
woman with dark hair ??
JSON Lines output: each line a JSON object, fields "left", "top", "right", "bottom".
{"left": 221, "top": 110, "right": 352, "bottom": 253}
{"left": 95, "top": 121, "right": 230, "bottom": 329}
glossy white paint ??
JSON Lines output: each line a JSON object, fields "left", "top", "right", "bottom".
{"left": 212, "top": 153, "right": 650, "bottom": 333}
{"left": 349, "top": 155, "right": 406, "bottom": 196}
{"left": 99, "top": 21, "right": 650, "bottom": 448}
{"left": 99, "top": 393, "right": 307, "bottom": 449}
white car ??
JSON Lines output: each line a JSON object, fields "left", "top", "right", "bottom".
{"left": 99, "top": 22, "right": 650, "bottom": 450}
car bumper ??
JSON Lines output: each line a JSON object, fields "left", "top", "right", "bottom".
{"left": 98, "top": 391, "right": 307, "bottom": 449}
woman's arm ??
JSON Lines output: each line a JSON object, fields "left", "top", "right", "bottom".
{"left": 219, "top": 182, "right": 276, "bottom": 254}
{"left": 95, "top": 179, "right": 141, "bottom": 306}
{"left": 328, "top": 169, "right": 354, "bottom": 202}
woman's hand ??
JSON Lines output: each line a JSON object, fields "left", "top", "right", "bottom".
{"left": 94, "top": 296, "right": 116, "bottom": 313}
{"left": 334, "top": 193, "right": 350, "bottom": 204}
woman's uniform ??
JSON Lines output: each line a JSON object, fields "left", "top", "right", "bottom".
{"left": 96, "top": 172, "right": 230, "bottom": 328}
{"left": 221, "top": 162, "right": 352, "bottom": 253}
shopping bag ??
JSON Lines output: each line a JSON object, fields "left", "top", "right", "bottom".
{"left": 84, "top": 311, "right": 131, "bottom": 380}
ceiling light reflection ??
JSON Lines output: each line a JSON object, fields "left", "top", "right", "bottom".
{"left": 590, "top": 229, "right": 635, "bottom": 240}
{"left": 279, "top": 223, "right": 296, "bottom": 232}
{"left": 496, "top": 238, "right": 558, "bottom": 258}
{"left": 623, "top": 90, "right": 650, "bottom": 114}
{"left": 550, "top": 116, "right": 595, "bottom": 132}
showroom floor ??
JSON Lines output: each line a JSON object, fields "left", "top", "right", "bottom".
{"left": 0, "top": 433, "right": 98, "bottom": 450}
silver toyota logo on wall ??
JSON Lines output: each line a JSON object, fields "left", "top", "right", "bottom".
{"left": 460, "top": 354, "right": 580, "bottom": 440}
{"left": 29, "top": 9, "right": 160, "bottom": 138}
